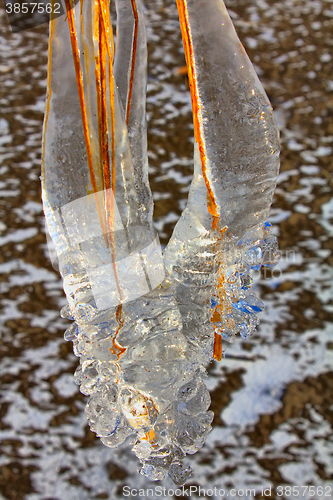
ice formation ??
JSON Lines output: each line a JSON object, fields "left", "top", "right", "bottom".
{"left": 41, "top": 0, "right": 280, "bottom": 485}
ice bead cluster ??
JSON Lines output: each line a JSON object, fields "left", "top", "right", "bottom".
{"left": 41, "top": 0, "right": 281, "bottom": 485}
{"left": 210, "top": 222, "right": 280, "bottom": 344}
{"left": 165, "top": 218, "right": 280, "bottom": 350}
{"left": 61, "top": 280, "right": 215, "bottom": 484}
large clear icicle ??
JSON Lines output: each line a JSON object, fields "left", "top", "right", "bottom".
{"left": 41, "top": 0, "right": 281, "bottom": 485}
{"left": 173, "top": 0, "right": 280, "bottom": 234}
{"left": 42, "top": 0, "right": 158, "bottom": 319}
{"left": 42, "top": 0, "right": 213, "bottom": 485}
{"left": 164, "top": 0, "right": 280, "bottom": 359}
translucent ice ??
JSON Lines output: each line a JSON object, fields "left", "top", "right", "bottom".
{"left": 41, "top": 0, "right": 280, "bottom": 485}
{"left": 165, "top": 0, "right": 280, "bottom": 360}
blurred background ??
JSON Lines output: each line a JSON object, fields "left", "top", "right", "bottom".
{"left": 0, "top": 0, "right": 332, "bottom": 498}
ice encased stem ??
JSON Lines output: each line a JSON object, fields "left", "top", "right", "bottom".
{"left": 114, "top": 0, "right": 153, "bottom": 227}
{"left": 42, "top": 0, "right": 214, "bottom": 485}
{"left": 42, "top": 0, "right": 156, "bottom": 319}
{"left": 165, "top": 0, "right": 280, "bottom": 350}
{"left": 180, "top": 0, "right": 279, "bottom": 234}
{"left": 167, "top": 0, "right": 280, "bottom": 249}
{"left": 41, "top": 0, "right": 281, "bottom": 485}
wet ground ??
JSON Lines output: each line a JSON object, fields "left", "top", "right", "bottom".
{"left": 0, "top": 0, "right": 332, "bottom": 498}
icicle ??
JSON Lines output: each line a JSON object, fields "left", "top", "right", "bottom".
{"left": 41, "top": 0, "right": 280, "bottom": 485}
{"left": 165, "top": 0, "right": 281, "bottom": 360}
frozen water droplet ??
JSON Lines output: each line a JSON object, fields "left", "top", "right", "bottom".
{"left": 177, "top": 383, "right": 211, "bottom": 415}
{"left": 74, "top": 303, "right": 97, "bottom": 323}
{"left": 93, "top": 410, "right": 121, "bottom": 437}
{"left": 64, "top": 323, "right": 78, "bottom": 341}
{"left": 168, "top": 460, "right": 192, "bottom": 486}
{"left": 74, "top": 365, "right": 83, "bottom": 385}
{"left": 140, "top": 463, "right": 168, "bottom": 481}
{"left": 234, "top": 294, "right": 264, "bottom": 314}
{"left": 178, "top": 380, "right": 198, "bottom": 402}
{"left": 60, "top": 304, "right": 73, "bottom": 320}
{"left": 261, "top": 235, "right": 281, "bottom": 267}
{"left": 244, "top": 245, "right": 262, "bottom": 270}
{"left": 100, "top": 417, "right": 132, "bottom": 448}
{"left": 240, "top": 272, "right": 253, "bottom": 290}
{"left": 132, "top": 440, "right": 153, "bottom": 461}
{"left": 72, "top": 335, "right": 87, "bottom": 356}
